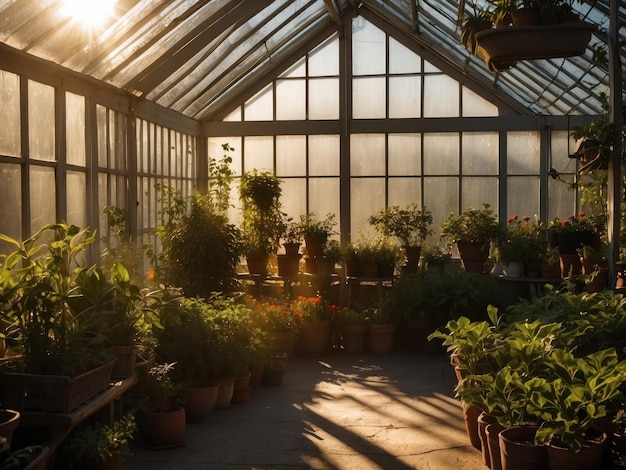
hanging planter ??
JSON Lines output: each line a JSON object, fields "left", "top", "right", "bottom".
{"left": 475, "top": 22, "right": 597, "bottom": 72}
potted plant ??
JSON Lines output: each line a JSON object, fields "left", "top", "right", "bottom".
{"left": 365, "top": 295, "right": 396, "bottom": 355}
{"left": 333, "top": 306, "right": 368, "bottom": 354}
{"left": 277, "top": 221, "right": 302, "bottom": 277}
{"left": 579, "top": 244, "right": 608, "bottom": 292}
{"left": 140, "top": 362, "right": 185, "bottom": 449}
{"left": 291, "top": 296, "right": 332, "bottom": 356}
{"left": 239, "top": 169, "right": 286, "bottom": 276}
{"left": 441, "top": 204, "right": 503, "bottom": 273}
{"left": 61, "top": 415, "right": 136, "bottom": 469}
{"left": 296, "top": 212, "right": 337, "bottom": 259}
{"left": 368, "top": 204, "right": 433, "bottom": 271}
{"left": 422, "top": 243, "right": 452, "bottom": 275}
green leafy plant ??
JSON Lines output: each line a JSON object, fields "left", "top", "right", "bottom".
{"left": 441, "top": 204, "right": 503, "bottom": 248}
{"left": 296, "top": 212, "right": 337, "bottom": 254}
{"left": 143, "top": 362, "right": 180, "bottom": 413}
{"left": 368, "top": 204, "right": 433, "bottom": 248}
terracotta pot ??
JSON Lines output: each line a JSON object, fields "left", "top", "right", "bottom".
{"left": 339, "top": 323, "right": 367, "bottom": 354}
{"left": 478, "top": 413, "right": 498, "bottom": 467}
{"left": 367, "top": 323, "right": 395, "bottom": 355}
{"left": 141, "top": 407, "right": 186, "bottom": 448}
{"left": 111, "top": 345, "right": 137, "bottom": 379}
{"left": 268, "top": 330, "right": 297, "bottom": 358}
{"left": 0, "top": 409, "right": 20, "bottom": 446}
{"left": 296, "top": 320, "right": 330, "bottom": 356}
{"left": 556, "top": 230, "right": 594, "bottom": 255}
{"left": 304, "top": 256, "right": 318, "bottom": 274}
{"left": 246, "top": 254, "right": 269, "bottom": 276}
{"left": 498, "top": 426, "right": 547, "bottom": 470}
{"left": 486, "top": 422, "right": 505, "bottom": 470}
{"left": 404, "top": 246, "right": 422, "bottom": 267}
{"left": 283, "top": 242, "right": 301, "bottom": 256}
{"left": 304, "top": 235, "right": 326, "bottom": 258}
{"left": 457, "top": 240, "right": 489, "bottom": 273}
{"left": 213, "top": 376, "right": 235, "bottom": 409}
{"left": 277, "top": 254, "right": 301, "bottom": 277}
{"left": 546, "top": 432, "right": 607, "bottom": 470}
{"left": 462, "top": 402, "right": 482, "bottom": 450}
{"left": 89, "top": 453, "right": 122, "bottom": 470}
{"left": 180, "top": 380, "right": 220, "bottom": 423}
{"left": 559, "top": 254, "right": 582, "bottom": 277}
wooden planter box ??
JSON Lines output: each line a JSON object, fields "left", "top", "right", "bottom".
{"left": 0, "top": 360, "right": 115, "bottom": 413}
{"left": 475, "top": 22, "right": 597, "bottom": 72}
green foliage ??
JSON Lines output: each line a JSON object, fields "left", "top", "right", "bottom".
{"left": 208, "top": 143, "right": 235, "bottom": 216}
{"left": 352, "top": 234, "right": 404, "bottom": 266}
{"left": 368, "top": 204, "right": 433, "bottom": 248}
{"left": 441, "top": 204, "right": 503, "bottom": 247}
{"left": 101, "top": 205, "right": 142, "bottom": 281}
{"left": 143, "top": 362, "right": 180, "bottom": 413}
{"left": 296, "top": 212, "right": 337, "bottom": 247}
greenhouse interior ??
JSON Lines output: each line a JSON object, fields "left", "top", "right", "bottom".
{"left": 0, "top": 0, "right": 626, "bottom": 469}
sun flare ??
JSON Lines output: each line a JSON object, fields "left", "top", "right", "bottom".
{"left": 61, "top": 0, "right": 117, "bottom": 28}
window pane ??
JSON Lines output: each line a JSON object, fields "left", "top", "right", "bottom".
{"left": 276, "top": 79, "right": 306, "bottom": 120}
{"left": 280, "top": 178, "right": 306, "bottom": 222}
{"left": 66, "top": 170, "right": 86, "bottom": 228}
{"left": 462, "top": 177, "right": 498, "bottom": 212}
{"left": 462, "top": 132, "right": 498, "bottom": 175}
{"left": 423, "top": 75, "right": 459, "bottom": 118}
{"left": 0, "top": 70, "right": 20, "bottom": 157}
{"left": 424, "top": 177, "right": 458, "bottom": 237}
{"left": 66, "top": 92, "right": 86, "bottom": 166}
{"left": 244, "top": 85, "right": 273, "bottom": 121}
{"left": 551, "top": 130, "right": 576, "bottom": 170}
{"left": 549, "top": 176, "right": 576, "bottom": 220}
{"left": 309, "top": 135, "right": 340, "bottom": 176}
{"left": 388, "top": 177, "right": 421, "bottom": 207}
{"left": 276, "top": 135, "right": 306, "bottom": 176}
{"left": 507, "top": 176, "right": 539, "bottom": 218}
{"left": 281, "top": 57, "right": 306, "bottom": 78}
{"left": 208, "top": 137, "right": 242, "bottom": 176}
{"left": 389, "top": 38, "right": 421, "bottom": 74}
{"left": 30, "top": 166, "right": 56, "bottom": 232}
{"left": 351, "top": 134, "right": 385, "bottom": 176}
{"left": 0, "top": 163, "right": 21, "bottom": 244}
{"left": 351, "top": 178, "right": 385, "bottom": 237}
{"left": 352, "top": 17, "right": 385, "bottom": 76}
{"left": 244, "top": 136, "right": 273, "bottom": 172}
{"left": 28, "top": 80, "right": 55, "bottom": 162}
{"left": 309, "top": 178, "right": 340, "bottom": 224}
{"left": 462, "top": 87, "right": 498, "bottom": 117}
{"left": 389, "top": 133, "right": 421, "bottom": 176}
{"left": 353, "top": 77, "right": 386, "bottom": 119}
{"left": 508, "top": 131, "right": 540, "bottom": 174}
{"left": 309, "top": 36, "right": 339, "bottom": 77}
{"left": 424, "top": 133, "right": 459, "bottom": 175}
{"left": 97, "top": 105, "right": 108, "bottom": 167}
{"left": 309, "top": 78, "right": 339, "bottom": 120}
{"left": 389, "top": 76, "right": 421, "bottom": 118}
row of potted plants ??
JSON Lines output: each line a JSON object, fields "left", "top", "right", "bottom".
{"left": 428, "top": 286, "right": 626, "bottom": 469}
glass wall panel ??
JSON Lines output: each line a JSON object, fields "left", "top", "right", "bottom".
{"left": 549, "top": 176, "right": 576, "bottom": 220}
{"left": 350, "top": 134, "right": 385, "bottom": 176}
{"left": 551, "top": 130, "right": 577, "bottom": 170}
{"left": 388, "top": 133, "right": 421, "bottom": 176}
{"left": 276, "top": 135, "right": 306, "bottom": 176}
{"left": 244, "top": 85, "right": 273, "bottom": 121}
{"left": 353, "top": 77, "right": 385, "bottom": 118}
{"left": 66, "top": 92, "right": 86, "bottom": 166}
{"left": 423, "top": 133, "right": 459, "bottom": 175}
{"left": 276, "top": 79, "right": 306, "bottom": 120}
{"left": 28, "top": 80, "right": 55, "bottom": 162}
{"left": 97, "top": 105, "right": 108, "bottom": 167}
{"left": 351, "top": 177, "right": 385, "bottom": 237}
{"left": 389, "top": 76, "right": 420, "bottom": 118}
{"left": 309, "top": 178, "right": 340, "bottom": 225}
{"left": 508, "top": 176, "right": 540, "bottom": 218}
{"left": 66, "top": 170, "right": 86, "bottom": 228}
{"left": 309, "top": 36, "right": 339, "bottom": 76}
{"left": 282, "top": 58, "right": 306, "bottom": 78}
{"left": 424, "top": 177, "right": 458, "bottom": 237}
{"left": 0, "top": 70, "right": 20, "bottom": 157}
{"left": 462, "top": 86, "right": 498, "bottom": 117}
{"left": 352, "top": 17, "right": 385, "bottom": 76}
{"left": 309, "top": 135, "right": 340, "bottom": 176}
{"left": 389, "top": 38, "right": 421, "bottom": 74}
{"left": 462, "top": 132, "right": 498, "bottom": 175}
{"left": 462, "top": 177, "right": 498, "bottom": 211}
{"left": 388, "top": 177, "right": 421, "bottom": 207}
{"left": 309, "top": 78, "right": 339, "bottom": 119}
{"left": 280, "top": 178, "right": 306, "bottom": 222}
{"left": 508, "top": 131, "right": 540, "bottom": 174}
{"left": 244, "top": 136, "right": 273, "bottom": 172}
{"left": 0, "top": 163, "right": 21, "bottom": 243}
{"left": 223, "top": 107, "right": 242, "bottom": 122}
{"left": 30, "top": 166, "right": 56, "bottom": 232}
{"left": 423, "top": 75, "right": 459, "bottom": 117}
{"left": 208, "top": 137, "right": 242, "bottom": 176}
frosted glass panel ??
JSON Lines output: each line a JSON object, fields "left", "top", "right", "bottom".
{"left": 508, "top": 131, "right": 540, "bottom": 174}
{"left": 507, "top": 176, "right": 539, "bottom": 219}
{"left": 462, "top": 87, "right": 498, "bottom": 117}
{"left": 244, "top": 136, "right": 273, "bottom": 172}
{"left": 276, "top": 79, "right": 305, "bottom": 120}
{"left": 389, "top": 76, "right": 421, "bottom": 118}
{"left": 462, "top": 177, "right": 498, "bottom": 212}
{"left": 350, "top": 134, "right": 385, "bottom": 176}
{"left": 423, "top": 133, "right": 459, "bottom": 175}
{"left": 462, "top": 132, "right": 498, "bottom": 175}
{"left": 352, "top": 17, "right": 385, "bottom": 76}
{"left": 389, "top": 38, "right": 421, "bottom": 74}
{"left": 244, "top": 85, "right": 273, "bottom": 121}
{"left": 424, "top": 75, "right": 459, "bottom": 118}
{"left": 281, "top": 58, "right": 306, "bottom": 78}
{"left": 28, "top": 80, "right": 55, "bottom": 162}
{"left": 208, "top": 137, "right": 242, "bottom": 176}
{"left": 309, "top": 178, "right": 340, "bottom": 225}
{"left": 66, "top": 92, "right": 86, "bottom": 166}
{"left": 551, "top": 130, "right": 577, "bottom": 170}
{"left": 0, "top": 163, "right": 21, "bottom": 243}
{"left": 309, "top": 78, "right": 339, "bottom": 120}
{"left": 353, "top": 77, "right": 385, "bottom": 119}
{"left": 351, "top": 178, "right": 385, "bottom": 237}
{"left": 97, "top": 105, "right": 108, "bottom": 167}
{"left": 30, "top": 166, "right": 56, "bottom": 232}
{"left": 309, "top": 135, "right": 340, "bottom": 176}
{"left": 280, "top": 178, "right": 306, "bottom": 223}
{"left": 66, "top": 170, "right": 86, "bottom": 228}
{"left": 0, "top": 70, "right": 20, "bottom": 157}
{"left": 424, "top": 177, "right": 458, "bottom": 238}
{"left": 223, "top": 107, "right": 241, "bottom": 122}
{"left": 389, "top": 133, "right": 421, "bottom": 176}
{"left": 309, "top": 36, "right": 339, "bottom": 77}
{"left": 276, "top": 135, "right": 306, "bottom": 176}
{"left": 423, "top": 61, "right": 440, "bottom": 73}
{"left": 388, "top": 178, "right": 421, "bottom": 207}
{"left": 549, "top": 176, "right": 577, "bottom": 220}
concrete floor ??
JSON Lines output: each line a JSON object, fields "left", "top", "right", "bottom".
{"left": 122, "top": 352, "right": 485, "bottom": 470}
